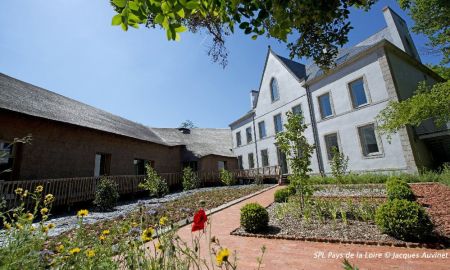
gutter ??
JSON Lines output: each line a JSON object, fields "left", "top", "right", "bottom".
{"left": 305, "top": 84, "right": 325, "bottom": 175}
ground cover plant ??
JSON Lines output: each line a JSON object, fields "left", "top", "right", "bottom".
{"left": 0, "top": 185, "right": 268, "bottom": 269}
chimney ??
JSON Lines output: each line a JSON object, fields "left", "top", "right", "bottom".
{"left": 383, "top": 6, "right": 421, "bottom": 62}
{"left": 250, "top": 90, "right": 259, "bottom": 109}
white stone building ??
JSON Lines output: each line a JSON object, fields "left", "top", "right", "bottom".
{"left": 229, "top": 7, "right": 448, "bottom": 175}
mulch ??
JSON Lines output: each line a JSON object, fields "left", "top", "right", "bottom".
{"left": 411, "top": 183, "right": 450, "bottom": 238}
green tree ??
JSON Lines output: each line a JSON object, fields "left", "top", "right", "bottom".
{"left": 109, "top": 0, "right": 376, "bottom": 68}
{"left": 330, "top": 146, "right": 349, "bottom": 184}
{"left": 275, "top": 111, "right": 315, "bottom": 209}
{"left": 179, "top": 120, "right": 197, "bottom": 129}
{"left": 398, "top": 0, "right": 450, "bottom": 65}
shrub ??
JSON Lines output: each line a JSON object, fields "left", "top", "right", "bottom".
{"left": 329, "top": 146, "right": 349, "bottom": 184}
{"left": 219, "top": 169, "right": 236, "bottom": 186}
{"left": 182, "top": 167, "right": 200, "bottom": 191}
{"left": 139, "top": 164, "right": 169, "bottom": 198}
{"left": 93, "top": 177, "right": 119, "bottom": 211}
{"left": 240, "top": 203, "right": 269, "bottom": 233}
{"left": 385, "top": 177, "right": 415, "bottom": 201}
{"left": 274, "top": 188, "right": 293, "bottom": 203}
{"left": 375, "top": 199, "right": 433, "bottom": 241}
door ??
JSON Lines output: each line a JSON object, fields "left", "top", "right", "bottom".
{"left": 276, "top": 147, "right": 288, "bottom": 174}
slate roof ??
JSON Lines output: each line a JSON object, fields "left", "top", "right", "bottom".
{"left": 276, "top": 55, "right": 307, "bottom": 81}
{"left": 151, "top": 128, "right": 235, "bottom": 158}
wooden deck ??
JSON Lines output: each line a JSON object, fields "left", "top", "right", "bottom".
{"left": 0, "top": 166, "right": 280, "bottom": 209}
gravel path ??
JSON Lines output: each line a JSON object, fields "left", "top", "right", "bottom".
{"left": 0, "top": 185, "right": 270, "bottom": 244}
{"left": 313, "top": 184, "right": 386, "bottom": 197}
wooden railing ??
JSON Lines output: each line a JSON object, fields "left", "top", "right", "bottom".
{"left": 0, "top": 166, "right": 280, "bottom": 209}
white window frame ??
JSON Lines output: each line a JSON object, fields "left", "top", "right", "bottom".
{"left": 357, "top": 123, "right": 384, "bottom": 158}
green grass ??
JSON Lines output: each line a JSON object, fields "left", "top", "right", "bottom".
{"left": 308, "top": 164, "right": 450, "bottom": 186}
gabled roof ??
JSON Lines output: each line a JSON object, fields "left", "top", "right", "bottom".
{"left": 0, "top": 73, "right": 166, "bottom": 145}
{"left": 151, "top": 128, "right": 234, "bottom": 158}
{"left": 274, "top": 54, "right": 307, "bottom": 81}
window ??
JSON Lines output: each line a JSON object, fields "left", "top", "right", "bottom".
{"left": 246, "top": 127, "right": 253, "bottom": 143}
{"left": 261, "top": 149, "right": 269, "bottom": 167}
{"left": 318, "top": 93, "right": 333, "bottom": 118}
{"left": 324, "top": 133, "right": 339, "bottom": 160}
{"left": 94, "top": 153, "right": 111, "bottom": 177}
{"left": 248, "top": 153, "right": 255, "bottom": 169}
{"left": 183, "top": 161, "right": 198, "bottom": 171}
{"left": 218, "top": 161, "right": 227, "bottom": 170}
{"left": 274, "top": 114, "right": 283, "bottom": 133}
{"left": 349, "top": 78, "right": 368, "bottom": 108}
{"left": 292, "top": 104, "right": 304, "bottom": 123}
{"left": 270, "top": 78, "right": 280, "bottom": 102}
{"left": 237, "top": 155, "right": 243, "bottom": 170}
{"left": 258, "top": 121, "right": 266, "bottom": 139}
{"left": 236, "top": 131, "right": 242, "bottom": 147}
{"left": 134, "top": 159, "right": 146, "bottom": 175}
{"left": 358, "top": 124, "right": 381, "bottom": 156}
{"left": 0, "top": 141, "right": 14, "bottom": 180}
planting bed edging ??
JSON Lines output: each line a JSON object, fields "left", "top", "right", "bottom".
{"left": 174, "top": 184, "right": 278, "bottom": 229}
{"left": 230, "top": 228, "right": 447, "bottom": 250}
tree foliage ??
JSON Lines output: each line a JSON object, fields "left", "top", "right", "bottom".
{"left": 398, "top": 0, "right": 450, "bottom": 64}
{"left": 330, "top": 147, "right": 349, "bottom": 184}
{"left": 179, "top": 120, "right": 197, "bottom": 128}
{"left": 109, "top": 0, "right": 376, "bottom": 68}
{"left": 275, "top": 111, "right": 315, "bottom": 209}
{"left": 376, "top": 80, "right": 450, "bottom": 136}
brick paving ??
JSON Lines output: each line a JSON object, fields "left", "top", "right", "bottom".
{"left": 176, "top": 186, "right": 450, "bottom": 270}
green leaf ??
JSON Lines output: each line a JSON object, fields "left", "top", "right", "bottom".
{"left": 185, "top": 1, "right": 199, "bottom": 10}
{"left": 161, "top": 2, "right": 170, "bottom": 13}
{"left": 113, "top": 0, "right": 126, "bottom": 8}
{"left": 129, "top": 1, "right": 139, "bottom": 11}
{"left": 121, "top": 23, "right": 128, "bottom": 31}
{"left": 251, "top": 35, "right": 257, "bottom": 40}
{"left": 111, "top": 14, "right": 122, "bottom": 26}
{"left": 162, "top": 16, "right": 170, "bottom": 29}
{"left": 175, "top": 25, "right": 187, "bottom": 33}
{"left": 166, "top": 28, "right": 173, "bottom": 40}
{"left": 177, "top": 8, "right": 185, "bottom": 18}
{"left": 154, "top": 14, "right": 165, "bottom": 24}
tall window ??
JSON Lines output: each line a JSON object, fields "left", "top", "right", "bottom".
{"left": 270, "top": 78, "right": 280, "bottom": 102}
{"left": 218, "top": 161, "right": 227, "bottom": 170}
{"left": 248, "top": 153, "right": 255, "bottom": 169}
{"left": 94, "top": 153, "right": 111, "bottom": 177}
{"left": 237, "top": 155, "right": 243, "bottom": 169}
{"left": 358, "top": 124, "right": 381, "bottom": 156}
{"left": 318, "top": 93, "right": 333, "bottom": 118}
{"left": 292, "top": 104, "right": 302, "bottom": 116}
{"left": 236, "top": 131, "right": 242, "bottom": 147}
{"left": 246, "top": 127, "right": 253, "bottom": 143}
{"left": 0, "top": 141, "right": 14, "bottom": 180}
{"left": 349, "top": 78, "right": 368, "bottom": 108}
{"left": 274, "top": 114, "right": 283, "bottom": 133}
{"left": 324, "top": 133, "right": 339, "bottom": 160}
{"left": 258, "top": 121, "right": 266, "bottom": 139}
{"left": 261, "top": 149, "right": 269, "bottom": 167}
{"left": 134, "top": 159, "right": 146, "bottom": 175}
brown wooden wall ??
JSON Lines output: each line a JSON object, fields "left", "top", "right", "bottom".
{"left": 199, "top": 155, "right": 238, "bottom": 172}
{"left": 0, "top": 109, "right": 183, "bottom": 180}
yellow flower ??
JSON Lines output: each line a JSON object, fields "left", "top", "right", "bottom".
{"left": 35, "top": 185, "right": 44, "bottom": 193}
{"left": 155, "top": 242, "right": 163, "bottom": 251}
{"left": 99, "top": 235, "right": 106, "bottom": 241}
{"left": 85, "top": 249, "right": 95, "bottom": 258}
{"left": 3, "top": 222, "right": 11, "bottom": 230}
{"left": 159, "top": 216, "right": 169, "bottom": 226}
{"left": 69, "top": 247, "right": 81, "bottom": 255}
{"left": 141, "top": 227, "right": 155, "bottom": 242}
{"left": 102, "top": 229, "right": 110, "bottom": 235}
{"left": 16, "top": 223, "right": 23, "bottom": 230}
{"left": 131, "top": 222, "right": 138, "bottom": 227}
{"left": 40, "top": 208, "right": 49, "bottom": 215}
{"left": 22, "top": 190, "right": 28, "bottom": 198}
{"left": 47, "top": 223, "right": 55, "bottom": 229}
{"left": 25, "top": 213, "right": 34, "bottom": 221}
{"left": 30, "top": 225, "right": 36, "bottom": 232}
{"left": 14, "top": 188, "right": 23, "bottom": 195}
{"left": 44, "top": 194, "right": 54, "bottom": 204}
{"left": 42, "top": 226, "right": 49, "bottom": 233}
{"left": 55, "top": 244, "right": 65, "bottom": 253}
{"left": 216, "top": 248, "right": 230, "bottom": 266}
{"left": 77, "top": 209, "right": 89, "bottom": 218}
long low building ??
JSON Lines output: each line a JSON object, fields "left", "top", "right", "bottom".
{"left": 0, "top": 73, "right": 237, "bottom": 182}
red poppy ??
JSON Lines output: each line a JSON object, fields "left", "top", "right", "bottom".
{"left": 192, "top": 208, "right": 207, "bottom": 232}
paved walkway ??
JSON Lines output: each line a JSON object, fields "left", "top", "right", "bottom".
{"left": 177, "top": 186, "right": 450, "bottom": 270}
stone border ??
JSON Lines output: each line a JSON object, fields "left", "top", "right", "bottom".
{"left": 174, "top": 184, "right": 279, "bottom": 229}
{"left": 230, "top": 228, "right": 447, "bottom": 250}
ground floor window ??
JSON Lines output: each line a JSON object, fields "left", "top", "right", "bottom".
{"left": 183, "top": 161, "right": 198, "bottom": 171}
{"left": 237, "top": 156, "right": 243, "bottom": 169}
{"left": 0, "top": 141, "right": 14, "bottom": 180}
{"left": 261, "top": 149, "right": 269, "bottom": 167}
{"left": 358, "top": 124, "right": 381, "bottom": 156}
{"left": 94, "top": 153, "right": 111, "bottom": 177}
{"left": 218, "top": 161, "right": 227, "bottom": 170}
{"left": 248, "top": 153, "right": 255, "bottom": 169}
{"left": 133, "top": 159, "right": 147, "bottom": 175}
{"left": 324, "top": 133, "right": 339, "bottom": 160}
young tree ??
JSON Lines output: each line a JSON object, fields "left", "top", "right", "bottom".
{"left": 109, "top": 0, "right": 376, "bottom": 68}
{"left": 330, "top": 147, "right": 349, "bottom": 184}
{"left": 275, "top": 111, "right": 315, "bottom": 209}
{"left": 179, "top": 120, "right": 197, "bottom": 129}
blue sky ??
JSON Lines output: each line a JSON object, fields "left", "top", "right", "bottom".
{"left": 0, "top": 0, "right": 442, "bottom": 128}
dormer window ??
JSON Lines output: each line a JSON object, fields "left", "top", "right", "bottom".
{"left": 270, "top": 78, "right": 280, "bottom": 102}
